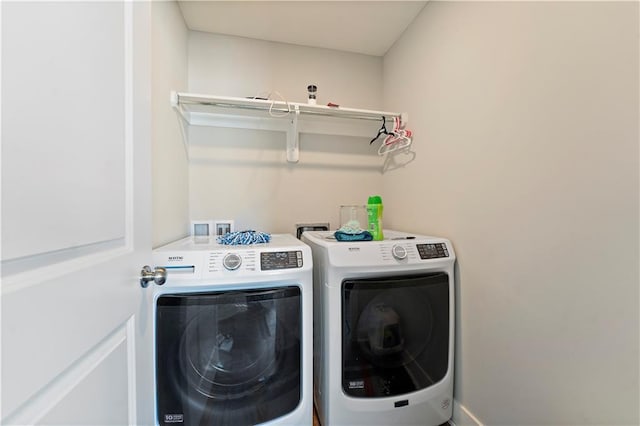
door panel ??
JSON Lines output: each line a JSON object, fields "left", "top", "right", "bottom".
{"left": 35, "top": 324, "right": 132, "bottom": 426}
{"left": 1, "top": 2, "right": 152, "bottom": 424}
{"left": 1, "top": 1, "right": 127, "bottom": 262}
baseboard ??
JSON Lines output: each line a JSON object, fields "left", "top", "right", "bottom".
{"left": 450, "top": 400, "right": 484, "bottom": 426}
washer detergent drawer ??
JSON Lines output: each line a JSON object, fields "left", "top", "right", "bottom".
{"left": 341, "top": 273, "right": 449, "bottom": 398}
{"left": 155, "top": 287, "right": 301, "bottom": 426}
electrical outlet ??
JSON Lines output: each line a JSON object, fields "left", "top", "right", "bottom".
{"left": 214, "top": 220, "right": 235, "bottom": 236}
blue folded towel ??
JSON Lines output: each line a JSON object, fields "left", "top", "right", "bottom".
{"left": 334, "top": 230, "right": 373, "bottom": 241}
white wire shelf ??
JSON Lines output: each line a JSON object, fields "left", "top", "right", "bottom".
{"left": 171, "top": 91, "right": 408, "bottom": 163}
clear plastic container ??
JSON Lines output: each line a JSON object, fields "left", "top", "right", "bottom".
{"left": 339, "top": 205, "right": 367, "bottom": 231}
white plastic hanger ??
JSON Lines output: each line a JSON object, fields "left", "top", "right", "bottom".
{"left": 378, "top": 116, "right": 413, "bottom": 155}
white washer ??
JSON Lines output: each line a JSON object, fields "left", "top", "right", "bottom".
{"left": 152, "top": 234, "right": 313, "bottom": 426}
{"left": 302, "top": 230, "right": 455, "bottom": 426}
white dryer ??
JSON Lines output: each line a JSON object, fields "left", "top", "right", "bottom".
{"left": 302, "top": 230, "right": 455, "bottom": 426}
{"left": 151, "top": 234, "right": 313, "bottom": 426}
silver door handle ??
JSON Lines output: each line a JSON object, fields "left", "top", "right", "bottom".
{"left": 140, "top": 265, "right": 167, "bottom": 288}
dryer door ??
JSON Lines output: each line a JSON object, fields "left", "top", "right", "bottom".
{"left": 156, "top": 286, "right": 301, "bottom": 426}
{"left": 342, "top": 273, "right": 450, "bottom": 398}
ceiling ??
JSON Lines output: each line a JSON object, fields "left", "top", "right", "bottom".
{"left": 177, "top": 1, "right": 428, "bottom": 57}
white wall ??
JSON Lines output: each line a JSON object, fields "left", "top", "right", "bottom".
{"left": 151, "top": 1, "right": 189, "bottom": 247}
{"left": 187, "top": 32, "right": 385, "bottom": 233}
{"left": 383, "top": 2, "right": 639, "bottom": 425}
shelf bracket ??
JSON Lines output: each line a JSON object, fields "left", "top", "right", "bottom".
{"left": 171, "top": 92, "right": 190, "bottom": 159}
{"left": 287, "top": 105, "right": 300, "bottom": 163}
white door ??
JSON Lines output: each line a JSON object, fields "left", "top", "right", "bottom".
{"left": 2, "top": 2, "right": 154, "bottom": 425}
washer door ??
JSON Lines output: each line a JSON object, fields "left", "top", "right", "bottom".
{"left": 156, "top": 287, "right": 301, "bottom": 426}
{"left": 342, "top": 273, "right": 449, "bottom": 398}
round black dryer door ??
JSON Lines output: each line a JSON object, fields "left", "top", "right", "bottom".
{"left": 342, "top": 273, "right": 449, "bottom": 398}
{"left": 155, "top": 287, "right": 301, "bottom": 426}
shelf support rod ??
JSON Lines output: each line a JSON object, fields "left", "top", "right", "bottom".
{"left": 287, "top": 105, "right": 300, "bottom": 163}
{"left": 171, "top": 92, "right": 190, "bottom": 159}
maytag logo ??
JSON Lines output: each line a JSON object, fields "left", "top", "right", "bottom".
{"left": 168, "top": 256, "right": 183, "bottom": 262}
{"left": 348, "top": 247, "right": 360, "bottom": 252}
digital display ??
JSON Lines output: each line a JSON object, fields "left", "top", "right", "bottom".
{"left": 261, "top": 251, "right": 303, "bottom": 270}
{"left": 416, "top": 243, "right": 449, "bottom": 259}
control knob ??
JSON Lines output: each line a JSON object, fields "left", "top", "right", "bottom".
{"left": 391, "top": 244, "right": 407, "bottom": 260}
{"left": 223, "top": 253, "right": 242, "bottom": 270}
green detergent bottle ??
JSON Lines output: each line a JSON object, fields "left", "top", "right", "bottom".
{"left": 367, "top": 195, "right": 384, "bottom": 241}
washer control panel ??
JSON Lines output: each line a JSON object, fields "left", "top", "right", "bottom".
{"left": 208, "top": 250, "right": 257, "bottom": 273}
{"left": 222, "top": 253, "right": 242, "bottom": 270}
{"left": 153, "top": 234, "right": 311, "bottom": 280}
{"left": 417, "top": 243, "right": 449, "bottom": 259}
{"left": 261, "top": 251, "right": 303, "bottom": 270}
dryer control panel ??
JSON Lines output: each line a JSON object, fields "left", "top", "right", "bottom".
{"left": 304, "top": 231, "right": 455, "bottom": 268}
{"left": 416, "top": 243, "right": 449, "bottom": 259}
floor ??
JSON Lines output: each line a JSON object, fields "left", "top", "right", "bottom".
{"left": 313, "top": 406, "right": 320, "bottom": 426}
{"left": 313, "top": 406, "right": 450, "bottom": 426}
